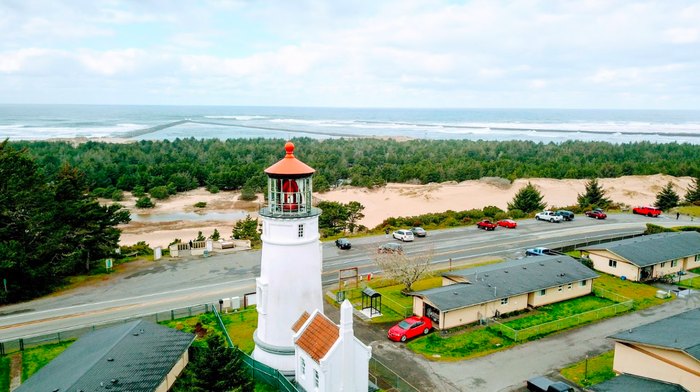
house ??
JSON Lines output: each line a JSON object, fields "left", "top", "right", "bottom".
{"left": 580, "top": 232, "right": 700, "bottom": 282}
{"left": 292, "top": 300, "right": 372, "bottom": 392}
{"left": 410, "top": 255, "right": 599, "bottom": 330}
{"left": 604, "top": 308, "right": 700, "bottom": 391}
{"left": 587, "top": 373, "right": 689, "bottom": 392}
{"left": 16, "top": 320, "right": 194, "bottom": 392}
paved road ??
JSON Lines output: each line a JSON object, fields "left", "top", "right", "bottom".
{"left": 0, "top": 213, "right": 690, "bottom": 341}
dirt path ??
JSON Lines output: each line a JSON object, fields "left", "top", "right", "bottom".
{"left": 9, "top": 352, "right": 21, "bottom": 391}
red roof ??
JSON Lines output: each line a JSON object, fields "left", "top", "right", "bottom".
{"left": 264, "top": 141, "right": 315, "bottom": 176}
{"left": 293, "top": 311, "right": 339, "bottom": 363}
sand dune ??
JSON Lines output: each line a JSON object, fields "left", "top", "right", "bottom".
{"left": 118, "top": 174, "right": 693, "bottom": 247}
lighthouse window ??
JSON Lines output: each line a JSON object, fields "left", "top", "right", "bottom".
{"left": 298, "top": 224, "right": 304, "bottom": 238}
{"left": 314, "top": 369, "right": 319, "bottom": 387}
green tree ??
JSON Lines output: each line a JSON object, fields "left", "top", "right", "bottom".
{"left": 149, "top": 185, "right": 170, "bottom": 200}
{"left": 111, "top": 189, "right": 124, "bottom": 201}
{"left": 317, "top": 201, "right": 349, "bottom": 235}
{"left": 209, "top": 228, "right": 220, "bottom": 241}
{"left": 173, "top": 335, "right": 253, "bottom": 392}
{"left": 345, "top": 201, "right": 365, "bottom": 233}
{"left": 577, "top": 178, "right": 611, "bottom": 208}
{"left": 232, "top": 215, "right": 261, "bottom": 246}
{"left": 238, "top": 185, "right": 257, "bottom": 201}
{"left": 685, "top": 176, "right": 700, "bottom": 205}
{"left": 195, "top": 231, "right": 205, "bottom": 242}
{"left": 655, "top": 181, "right": 680, "bottom": 211}
{"left": 135, "top": 196, "right": 155, "bottom": 208}
{"left": 507, "top": 182, "right": 546, "bottom": 213}
{"left": 132, "top": 185, "right": 146, "bottom": 197}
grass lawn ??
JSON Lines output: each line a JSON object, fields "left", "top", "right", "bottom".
{"left": 0, "top": 356, "right": 9, "bottom": 392}
{"left": 679, "top": 276, "right": 700, "bottom": 289}
{"left": 503, "top": 295, "right": 615, "bottom": 330}
{"left": 407, "top": 326, "right": 514, "bottom": 361}
{"left": 593, "top": 273, "right": 671, "bottom": 310}
{"left": 21, "top": 340, "right": 75, "bottom": 382}
{"left": 560, "top": 350, "right": 615, "bottom": 387}
{"left": 160, "top": 309, "right": 258, "bottom": 353}
{"left": 675, "top": 205, "right": 700, "bottom": 217}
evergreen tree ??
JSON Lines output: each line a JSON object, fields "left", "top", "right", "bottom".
{"left": 209, "top": 228, "right": 221, "bottom": 241}
{"left": 345, "top": 201, "right": 365, "bottom": 233}
{"left": 655, "top": 181, "right": 680, "bottom": 211}
{"left": 195, "top": 231, "right": 205, "bottom": 242}
{"left": 507, "top": 182, "right": 546, "bottom": 213}
{"left": 173, "top": 335, "right": 253, "bottom": 392}
{"left": 135, "top": 196, "right": 155, "bottom": 208}
{"left": 685, "top": 176, "right": 700, "bottom": 205}
{"left": 577, "top": 178, "right": 611, "bottom": 208}
{"left": 232, "top": 215, "right": 261, "bottom": 246}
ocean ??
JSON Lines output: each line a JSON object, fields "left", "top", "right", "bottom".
{"left": 1, "top": 104, "right": 700, "bottom": 144}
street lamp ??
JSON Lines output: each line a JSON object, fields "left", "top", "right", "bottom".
{"left": 218, "top": 299, "right": 224, "bottom": 313}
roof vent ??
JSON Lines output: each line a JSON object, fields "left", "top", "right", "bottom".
{"left": 557, "top": 260, "right": 562, "bottom": 263}
{"left": 132, "top": 333, "right": 139, "bottom": 336}
{"left": 52, "top": 389, "right": 59, "bottom": 392}
{"left": 111, "top": 379, "right": 119, "bottom": 384}
{"left": 484, "top": 274, "right": 489, "bottom": 277}
{"left": 107, "top": 358, "right": 114, "bottom": 362}
{"left": 504, "top": 270, "right": 509, "bottom": 273}
{"left": 522, "top": 266, "right": 527, "bottom": 269}
{"left": 539, "top": 263, "right": 545, "bottom": 266}
{"left": 453, "top": 292, "right": 458, "bottom": 295}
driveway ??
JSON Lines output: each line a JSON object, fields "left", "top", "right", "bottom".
{"left": 328, "top": 292, "right": 699, "bottom": 392}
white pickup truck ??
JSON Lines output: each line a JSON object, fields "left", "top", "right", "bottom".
{"left": 535, "top": 210, "right": 563, "bottom": 223}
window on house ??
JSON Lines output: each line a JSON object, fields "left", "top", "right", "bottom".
{"left": 568, "top": 283, "right": 572, "bottom": 290}
{"left": 539, "top": 289, "right": 546, "bottom": 296}
{"left": 298, "top": 224, "right": 304, "bottom": 238}
{"left": 695, "top": 254, "right": 700, "bottom": 262}
{"left": 300, "top": 358, "right": 306, "bottom": 376}
{"left": 314, "top": 369, "right": 319, "bottom": 387}
{"left": 671, "top": 260, "right": 678, "bottom": 267}
{"left": 558, "top": 286, "right": 563, "bottom": 292}
{"left": 580, "top": 280, "right": 587, "bottom": 287}
{"left": 501, "top": 297, "right": 509, "bottom": 305}
{"left": 608, "top": 260, "right": 617, "bottom": 268}
{"left": 660, "top": 262, "right": 666, "bottom": 268}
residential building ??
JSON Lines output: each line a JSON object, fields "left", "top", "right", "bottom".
{"left": 580, "top": 232, "right": 700, "bottom": 282}
{"left": 605, "top": 308, "right": 700, "bottom": 391}
{"left": 410, "top": 255, "right": 598, "bottom": 329}
{"left": 292, "top": 300, "right": 372, "bottom": 392}
{"left": 16, "top": 320, "right": 194, "bottom": 392}
{"left": 588, "top": 373, "right": 688, "bottom": 392}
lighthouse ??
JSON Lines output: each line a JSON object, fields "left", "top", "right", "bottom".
{"left": 252, "top": 141, "right": 324, "bottom": 374}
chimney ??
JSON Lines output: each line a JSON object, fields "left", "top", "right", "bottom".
{"left": 340, "top": 300, "right": 354, "bottom": 390}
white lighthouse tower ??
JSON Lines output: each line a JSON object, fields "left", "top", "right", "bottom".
{"left": 252, "top": 141, "right": 324, "bottom": 374}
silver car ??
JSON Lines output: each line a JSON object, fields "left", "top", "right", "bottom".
{"left": 392, "top": 229, "right": 415, "bottom": 242}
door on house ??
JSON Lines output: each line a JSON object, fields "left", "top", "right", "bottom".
{"left": 640, "top": 266, "right": 653, "bottom": 281}
{"left": 424, "top": 304, "right": 440, "bottom": 324}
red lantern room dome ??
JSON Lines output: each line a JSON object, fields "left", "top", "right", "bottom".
{"left": 264, "top": 141, "right": 315, "bottom": 177}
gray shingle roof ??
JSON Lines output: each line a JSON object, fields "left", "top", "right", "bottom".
{"left": 16, "top": 319, "right": 195, "bottom": 392}
{"left": 412, "top": 255, "right": 598, "bottom": 312}
{"left": 609, "top": 308, "right": 700, "bottom": 361}
{"left": 580, "top": 231, "right": 700, "bottom": 267}
{"left": 589, "top": 373, "right": 689, "bottom": 392}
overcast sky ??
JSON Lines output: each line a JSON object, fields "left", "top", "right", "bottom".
{"left": 1, "top": 0, "right": 699, "bottom": 109}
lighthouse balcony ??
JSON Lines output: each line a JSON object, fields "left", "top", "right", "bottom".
{"left": 259, "top": 205, "right": 321, "bottom": 219}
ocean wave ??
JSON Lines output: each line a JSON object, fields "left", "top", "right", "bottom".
{"left": 204, "top": 115, "right": 267, "bottom": 120}
{"left": 0, "top": 123, "right": 145, "bottom": 140}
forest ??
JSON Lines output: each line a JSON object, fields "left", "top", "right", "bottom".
{"left": 12, "top": 138, "right": 700, "bottom": 197}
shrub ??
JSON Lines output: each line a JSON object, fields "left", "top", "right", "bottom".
{"left": 135, "top": 196, "right": 155, "bottom": 208}
{"left": 149, "top": 186, "right": 170, "bottom": 200}
{"left": 119, "top": 241, "right": 153, "bottom": 256}
{"left": 111, "top": 189, "right": 124, "bottom": 201}
{"left": 194, "top": 202, "right": 207, "bottom": 208}
{"left": 132, "top": 185, "right": 146, "bottom": 197}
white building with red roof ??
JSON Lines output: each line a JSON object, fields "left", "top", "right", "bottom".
{"left": 252, "top": 141, "right": 325, "bottom": 374}
{"left": 292, "top": 300, "right": 372, "bottom": 392}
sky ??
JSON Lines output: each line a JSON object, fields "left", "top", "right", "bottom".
{"left": 1, "top": 0, "right": 699, "bottom": 109}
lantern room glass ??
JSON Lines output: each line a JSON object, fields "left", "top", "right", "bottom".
{"left": 261, "top": 175, "right": 319, "bottom": 218}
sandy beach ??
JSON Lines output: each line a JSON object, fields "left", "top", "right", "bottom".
{"left": 117, "top": 174, "right": 693, "bottom": 247}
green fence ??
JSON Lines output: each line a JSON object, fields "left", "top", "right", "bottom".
{"left": 489, "top": 291, "right": 633, "bottom": 342}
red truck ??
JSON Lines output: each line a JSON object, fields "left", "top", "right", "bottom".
{"left": 633, "top": 206, "right": 662, "bottom": 217}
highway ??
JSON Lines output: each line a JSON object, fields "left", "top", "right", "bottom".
{"left": 0, "top": 213, "right": 690, "bottom": 341}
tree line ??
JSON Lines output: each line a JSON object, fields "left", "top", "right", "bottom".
{"left": 12, "top": 138, "right": 700, "bottom": 199}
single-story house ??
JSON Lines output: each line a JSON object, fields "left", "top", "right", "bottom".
{"left": 580, "top": 232, "right": 700, "bottom": 282}
{"left": 410, "top": 255, "right": 599, "bottom": 330}
{"left": 16, "top": 319, "right": 195, "bottom": 392}
{"left": 292, "top": 300, "right": 372, "bottom": 392}
{"left": 587, "top": 373, "right": 689, "bottom": 392}
{"left": 605, "top": 308, "right": 700, "bottom": 391}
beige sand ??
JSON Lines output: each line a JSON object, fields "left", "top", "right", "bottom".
{"left": 117, "top": 175, "right": 693, "bottom": 247}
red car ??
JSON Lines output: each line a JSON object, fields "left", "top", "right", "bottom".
{"left": 476, "top": 219, "right": 497, "bottom": 231}
{"left": 633, "top": 206, "right": 662, "bottom": 217}
{"left": 387, "top": 316, "right": 432, "bottom": 342}
{"left": 584, "top": 209, "right": 607, "bottom": 219}
{"left": 497, "top": 219, "right": 517, "bottom": 229}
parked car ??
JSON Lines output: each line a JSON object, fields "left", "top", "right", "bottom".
{"left": 411, "top": 227, "right": 427, "bottom": 237}
{"left": 392, "top": 229, "right": 415, "bottom": 242}
{"left": 335, "top": 238, "right": 351, "bottom": 250}
{"left": 525, "top": 247, "right": 557, "bottom": 256}
{"left": 633, "top": 206, "right": 662, "bottom": 217}
{"left": 378, "top": 243, "right": 403, "bottom": 254}
{"left": 535, "top": 210, "right": 563, "bottom": 223}
{"left": 555, "top": 210, "right": 575, "bottom": 221}
{"left": 497, "top": 219, "right": 517, "bottom": 228}
{"left": 585, "top": 208, "right": 607, "bottom": 219}
{"left": 387, "top": 316, "right": 432, "bottom": 342}
{"left": 526, "top": 376, "right": 574, "bottom": 392}
{"left": 476, "top": 219, "right": 498, "bottom": 230}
